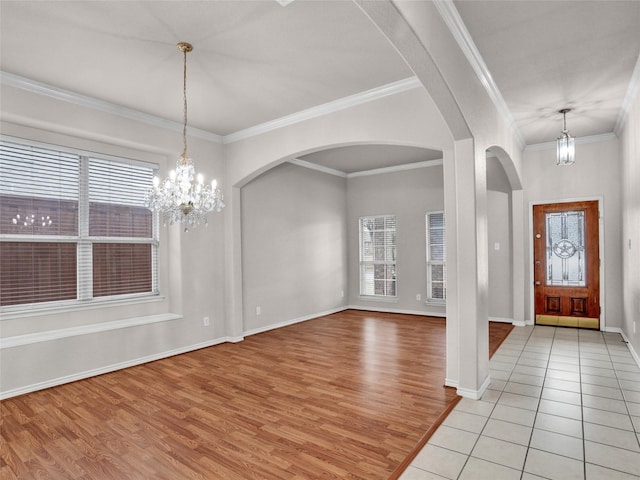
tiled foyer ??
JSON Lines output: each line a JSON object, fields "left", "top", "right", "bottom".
{"left": 400, "top": 325, "right": 640, "bottom": 479}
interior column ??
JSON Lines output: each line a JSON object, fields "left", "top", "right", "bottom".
{"left": 453, "top": 137, "right": 490, "bottom": 399}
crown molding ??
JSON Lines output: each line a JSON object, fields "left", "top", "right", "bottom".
{"left": 2, "top": 70, "right": 421, "bottom": 146}
{"left": 222, "top": 76, "right": 422, "bottom": 144}
{"left": 614, "top": 53, "right": 640, "bottom": 136}
{"left": 524, "top": 132, "right": 617, "bottom": 152}
{"left": 289, "top": 158, "right": 348, "bottom": 178}
{"left": 290, "top": 157, "right": 442, "bottom": 178}
{"left": 348, "top": 159, "right": 443, "bottom": 178}
{"left": 0, "top": 71, "right": 223, "bottom": 144}
{"left": 433, "top": 0, "right": 525, "bottom": 150}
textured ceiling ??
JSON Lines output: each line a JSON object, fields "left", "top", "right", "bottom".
{"left": 1, "top": 0, "right": 639, "bottom": 173}
{"left": 0, "top": 0, "right": 411, "bottom": 136}
{"left": 298, "top": 145, "right": 443, "bottom": 174}
{"left": 454, "top": 0, "right": 640, "bottom": 145}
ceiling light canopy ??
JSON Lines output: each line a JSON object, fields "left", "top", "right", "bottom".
{"left": 556, "top": 108, "right": 575, "bottom": 166}
{"left": 146, "top": 42, "right": 225, "bottom": 231}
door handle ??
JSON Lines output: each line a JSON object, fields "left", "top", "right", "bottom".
{"left": 535, "top": 281, "right": 541, "bottom": 286}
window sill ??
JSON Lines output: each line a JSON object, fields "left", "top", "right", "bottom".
{"left": 0, "top": 294, "right": 165, "bottom": 321}
{"left": 1, "top": 312, "right": 181, "bottom": 349}
{"left": 425, "top": 299, "right": 446, "bottom": 306}
{"left": 358, "top": 295, "right": 399, "bottom": 304}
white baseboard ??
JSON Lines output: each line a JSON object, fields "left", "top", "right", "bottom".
{"left": 347, "top": 305, "right": 446, "bottom": 318}
{"left": 444, "top": 378, "right": 459, "bottom": 388}
{"left": 457, "top": 375, "right": 491, "bottom": 400}
{"left": 0, "top": 336, "right": 232, "bottom": 400}
{"left": 490, "top": 317, "right": 515, "bottom": 324}
{"left": 227, "top": 336, "right": 245, "bottom": 343}
{"left": 607, "top": 327, "right": 640, "bottom": 368}
{"left": 242, "top": 306, "right": 348, "bottom": 337}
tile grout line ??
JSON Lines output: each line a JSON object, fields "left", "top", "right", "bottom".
{"left": 405, "top": 326, "right": 640, "bottom": 479}
{"left": 517, "top": 325, "right": 553, "bottom": 480}
{"left": 579, "top": 330, "right": 587, "bottom": 480}
{"left": 453, "top": 325, "right": 536, "bottom": 480}
{"left": 605, "top": 333, "right": 640, "bottom": 455}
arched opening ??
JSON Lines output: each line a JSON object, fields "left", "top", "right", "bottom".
{"left": 486, "top": 145, "right": 524, "bottom": 327}
{"left": 239, "top": 143, "right": 444, "bottom": 333}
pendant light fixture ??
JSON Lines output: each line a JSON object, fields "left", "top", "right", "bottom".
{"left": 146, "top": 42, "right": 225, "bottom": 231}
{"left": 556, "top": 108, "right": 575, "bottom": 166}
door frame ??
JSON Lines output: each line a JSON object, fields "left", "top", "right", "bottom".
{"left": 528, "top": 196, "right": 605, "bottom": 330}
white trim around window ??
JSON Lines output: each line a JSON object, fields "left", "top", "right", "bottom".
{"left": 358, "top": 215, "right": 397, "bottom": 299}
{"left": 0, "top": 136, "right": 159, "bottom": 315}
{"left": 426, "top": 211, "right": 446, "bottom": 304}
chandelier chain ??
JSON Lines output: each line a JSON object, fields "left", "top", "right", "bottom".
{"left": 559, "top": 107, "right": 571, "bottom": 133}
{"left": 182, "top": 46, "right": 188, "bottom": 162}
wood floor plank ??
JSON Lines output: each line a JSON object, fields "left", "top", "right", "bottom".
{"left": 1, "top": 311, "right": 512, "bottom": 479}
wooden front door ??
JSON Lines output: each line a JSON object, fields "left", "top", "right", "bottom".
{"left": 533, "top": 201, "right": 600, "bottom": 329}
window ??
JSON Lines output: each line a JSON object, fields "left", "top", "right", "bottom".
{"left": 426, "top": 211, "right": 446, "bottom": 302}
{"left": 359, "top": 215, "right": 396, "bottom": 298}
{"left": 0, "top": 139, "right": 158, "bottom": 309}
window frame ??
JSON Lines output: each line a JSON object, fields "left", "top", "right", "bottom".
{"left": 0, "top": 136, "right": 160, "bottom": 315}
{"left": 426, "top": 211, "right": 446, "bottom": 304}
{"left": 358, "top": 214, "right": 397, "bottom": 300}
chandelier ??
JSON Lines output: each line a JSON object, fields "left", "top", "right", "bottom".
{"left": 147, "top": 42, "right": 224, "bottom": 231}
{"left": 556, "top": 108, "right": 575, "bottom": 166}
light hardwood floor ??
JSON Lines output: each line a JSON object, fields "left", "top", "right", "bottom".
{"left": 1, "top": 310, "right": 512, "bottom": 479}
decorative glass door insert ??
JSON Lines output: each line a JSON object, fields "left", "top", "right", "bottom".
{"left": 546, "top": 210, "right": 585, "bottom": 286}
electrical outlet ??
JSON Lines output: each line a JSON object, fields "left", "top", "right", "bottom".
{"left": 256, "top": 306, "right": 261, "bottom": 316}
{"left": 203, "top": 316, "right": 210, "bottom": 326}
{"left": 416, "top": 293, "right": 421, "bottom": 301}
{"left": 341, "top": 290, "right": 345, "bottom": 298}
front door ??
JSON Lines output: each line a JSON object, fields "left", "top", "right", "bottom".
{"left": 533, "top": 201, "right": 600, "bottom": 329}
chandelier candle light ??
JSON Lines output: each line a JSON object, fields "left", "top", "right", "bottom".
{"left": 556, "top": 108, "right": 575, "bottom": 166}
{"left": 146, "top": 42, "right": 225, "bottom": 231}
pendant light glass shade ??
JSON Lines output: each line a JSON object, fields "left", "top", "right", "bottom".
{"left": 556, "top": 108, "right": 575, "bottom": 166}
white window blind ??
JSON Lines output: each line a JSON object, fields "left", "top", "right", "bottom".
{"left": 359, "top": 215, "right": 396, "bottom": 297}
{"left": 88, "top": 158, "right": 157, "bottom": 298}
{"left": 0, "top": 139, "right": 158, "bottom": 309}
{"left": 0, "top": 141, "right": 80, "bottom": 306}
{"left": 426, "top": 211, "right": 446, "bottom": 302}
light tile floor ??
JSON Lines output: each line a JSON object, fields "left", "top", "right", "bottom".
{"left": 400, "top": 325, "right": 640, "bottom": 479}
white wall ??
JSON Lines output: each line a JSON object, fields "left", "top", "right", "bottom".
{"left": 487, "top": 191, "right": 512, "bottom": 320}
{"left": 347, "top": 164, "right": 445, "bottom": 315}
{"left": 1, "top": 0, "right": 537, "bottom": 401}
{"left": 241, "top": 162, "right": 347, "bottom": 333}
{"left": 487, "top": 157, "right": 514, "bottom": 321}
{"left": 521, "top": 137, "right": 623, "bottom": 330}
{"left": 620, "top": 86, "right": 640, "bottom": 358}
{"left": 223, "top": 85, "right": 454, "bottom": 342}
{"left": 0, "top": 85, "right": 228, "bottom": 397}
